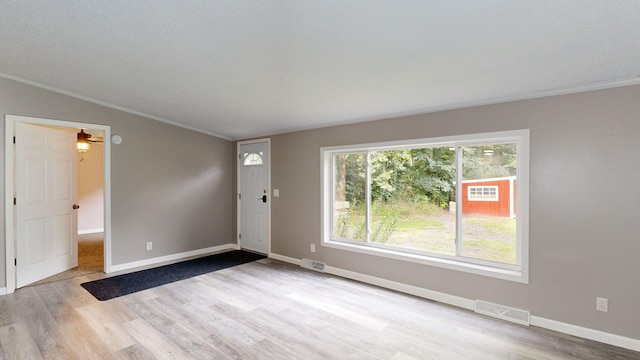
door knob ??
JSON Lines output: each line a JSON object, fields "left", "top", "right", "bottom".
{"left": 259, "top": 195, "right": 267, "bottom": 203}
{"left": 73, "top": 204, "right": 80, "bottom": 210}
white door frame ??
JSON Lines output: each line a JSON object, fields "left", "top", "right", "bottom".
{"left": 4, "top": 115, "right": 112, "bottom": 293}
{"left": 236, "top": 138, "right": 271, "bottom": 254}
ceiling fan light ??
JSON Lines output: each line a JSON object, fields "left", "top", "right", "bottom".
{"left": 77, "top": 129, "right": 92, "bottom": 153}
{"left": 77, "top": 141, "right": 91, "bottom": 153}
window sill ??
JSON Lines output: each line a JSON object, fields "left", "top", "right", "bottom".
{"left": 322, "top": 240, "right": 528, "bottom": 284}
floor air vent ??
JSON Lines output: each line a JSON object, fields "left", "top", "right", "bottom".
{"left": 300, "top": 258, "right": 326, "bottom": 273}
{"left": 475, "top": 300, "right": 530, "bottom": 326}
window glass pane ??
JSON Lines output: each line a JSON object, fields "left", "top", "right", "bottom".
{"left": 243, "top": 153, "right": 263, "bottom": 165}
{"left": 322, "top": 130, "right": 528, "bottom": 281}
{"left": 461, "top": 144, "right": 517, "bottom": 264}
{"left": 368, "top": 148, "right": 456, "bottom": 256}
{"left": 468, "top": 186, "right": 499, "bottom": 201}
{"left": 333, "top": 153, "right": 366, "bottom": 241}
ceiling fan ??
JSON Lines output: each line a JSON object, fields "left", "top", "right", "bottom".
{"left": 77, "top": 129, "right": 103, "bottom": 152}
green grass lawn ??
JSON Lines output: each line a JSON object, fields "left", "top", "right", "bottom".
{"left": 465, "top": 217, "right": 516, "bottom": 234}
{"left": 337, "top": 201, "right": 517, "bottom": 264}
{"left": 396, "top": 217, "right": 444, "bottom": 230}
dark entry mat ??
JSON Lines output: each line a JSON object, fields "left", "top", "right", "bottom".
{"left": 81, "top": 250, "right": 265, "bottom": 301}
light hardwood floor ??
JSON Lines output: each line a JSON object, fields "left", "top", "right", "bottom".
{"left": 0, "top": 258, "right": 638, "bottom": 359}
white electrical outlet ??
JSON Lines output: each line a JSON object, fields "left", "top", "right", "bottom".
{"left": 273, "top": 189, "right": 280, "bottom": 197}
{"left": 146, "top": 242, "right": 152, "bottom": 251}
{"left": 310, "top": 244, "right": 315, "bottom": 252}
{"left": 596, "top": 297, "right": 608, "bottom": 312}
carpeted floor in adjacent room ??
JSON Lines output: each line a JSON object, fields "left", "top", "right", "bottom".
{"left": 28, "top": 232, "right": 104, "bottom": 287}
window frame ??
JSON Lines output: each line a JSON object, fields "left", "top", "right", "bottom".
{"left": 468, "top": 185, "right": 499, "bottom": 201}
{"left": 321, "top": 129, "right": 529, "bottom": 283}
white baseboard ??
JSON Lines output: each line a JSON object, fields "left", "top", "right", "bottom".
{"left": 109, "top": 243, "right": 238, "bottom": 274}
{"left": 78, "top": 228, "right": 104, "bottom": 235}
{"left": 269, "top": 253, "right": 301, "bottom": 265}
{"left": 326, "top": 264, "right": 475, "bottom": 311}
{"left": 269, "top": 252, "right": 640, "bottom": 352}
{"left": 531, "top": 316, "right": 640, "bottom": 352}
{"left": 0, "top": 287, "right": 6, "bottom": 296}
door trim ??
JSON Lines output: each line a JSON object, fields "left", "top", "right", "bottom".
{"left": 4, "top": 115, "right": 112, "bottom": 293}
{"left": 236, "top": 138, "right": 271, "bottom": 255}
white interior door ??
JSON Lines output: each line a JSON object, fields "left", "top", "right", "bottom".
{"left": 16, "top": 123, "right": 78, "bottom": 287}
{"left": 239, "top": 141, "right": 269, "bottom": 254}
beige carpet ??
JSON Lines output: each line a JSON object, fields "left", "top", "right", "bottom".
{"left": 27, "top": 232, "right": 104, "bottom": 287}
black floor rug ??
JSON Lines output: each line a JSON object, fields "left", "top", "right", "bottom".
{"left": 81, "top": 250, "right": 265, "bottom": 301}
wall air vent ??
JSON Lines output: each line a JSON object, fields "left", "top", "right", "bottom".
{"left": 300, "top": 258, "right": 326, "bottom": 273}
{"left": 475, "top": 300, "right": 530, "bottom": 326}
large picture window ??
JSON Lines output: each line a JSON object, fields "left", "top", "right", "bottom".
{"left": 321, "top": 130, "right": 529, "bottom": 282}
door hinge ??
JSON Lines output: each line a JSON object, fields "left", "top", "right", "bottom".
{"left": 238, "top": 193, "right": 241, "bottom": 200}
{"left": 13, "top": 136, "right": 16, "bottom": 144}
{"left": 239, "top": 233, "right": 242, "bottom": 239}
{"left": 13, "top": 197, "right": 16, "bottom": 205}
{"left": 238, "top": 154, "right": 242, "bottom": 160}
{"left": 14, "top": 258, "right": 17, "bottom": 266}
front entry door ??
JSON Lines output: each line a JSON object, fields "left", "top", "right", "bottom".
{"left": 16, "top": 123, "right": 78, "bottom": 287}
{"left": 239, "top": 141, "right": 269, "bottom": 254}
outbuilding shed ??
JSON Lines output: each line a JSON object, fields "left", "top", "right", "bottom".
{"left": 461, "top": 176, "right": 516, "bottom": 218}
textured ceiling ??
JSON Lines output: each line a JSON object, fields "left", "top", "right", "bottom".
{"left": 1, "top": 1, "right": 639, "bottom": 140}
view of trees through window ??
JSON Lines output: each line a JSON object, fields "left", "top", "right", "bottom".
{"left": 332, "top": 143, "right": 518, "bottom": 265}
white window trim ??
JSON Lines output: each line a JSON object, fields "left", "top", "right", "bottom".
{"left": 321, "top": 129, "right": 529, "bottom": 284}
{"left": 468, "top": 185, "right": 499, "bottom": 201}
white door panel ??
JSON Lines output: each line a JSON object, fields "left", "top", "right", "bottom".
{"left": 16, "top": 123, "right": 78, "bottom": 288}
{"left": 25, "top": 219, "right": 46, "bottom": 264}
{"left": 25, "top": 159, "right": 46, "bottom": 204}
{"left": 53, "top": 214, "right": 72, "bottom": 255}
{"left": 53, "top": 159, "right": 72, "bottom": 200}
{"left": 239, "top": 141, "right": 269, "bottom": 254}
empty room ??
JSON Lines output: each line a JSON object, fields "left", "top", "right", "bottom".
{"left": 1, "top": 1, "right": 639, "bottom": 359}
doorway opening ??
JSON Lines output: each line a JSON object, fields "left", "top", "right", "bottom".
{"left": 4, "top": 115, "right": 112, "bottom": 293}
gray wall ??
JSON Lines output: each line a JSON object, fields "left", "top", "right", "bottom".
{"left": 0, "top": 77, "right": 234, "bottom": 284}
{"left": 3, "top": 74, "right": 639, "bottom": 341}
{"left": 267, "top": 84, "right": 640, "bottom": 340}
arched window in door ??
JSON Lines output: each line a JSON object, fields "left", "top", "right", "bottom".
{"left": 243, "top": 152, "right": 263, "bottom": 166}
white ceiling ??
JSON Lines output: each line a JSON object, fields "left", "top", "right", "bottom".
{"left": 1, "top": 1, "right": 639, "bottom": 140}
